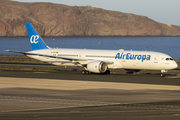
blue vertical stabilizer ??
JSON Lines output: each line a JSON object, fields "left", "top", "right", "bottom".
{"left": 25, "top": 22, "right": 48, "bottom": 50}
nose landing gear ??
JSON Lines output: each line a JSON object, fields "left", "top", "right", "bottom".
{"left": 161, "top": 70, "right": 167, "bottom": 77}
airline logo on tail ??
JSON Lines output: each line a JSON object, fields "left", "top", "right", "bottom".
{"left": 30, "top": 35, "right": 39, "bottom": 44}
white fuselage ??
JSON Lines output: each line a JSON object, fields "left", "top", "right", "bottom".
{"left": 27, "top": 48, "right": 178, "bottom": 71}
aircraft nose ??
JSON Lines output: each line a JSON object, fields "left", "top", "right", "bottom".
{"left": 172, "top": 62, "right": 178, "bottom": 69}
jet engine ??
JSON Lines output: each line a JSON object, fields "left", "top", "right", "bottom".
{"left": 86, "top": 61, "right": 108, "bottom": 73}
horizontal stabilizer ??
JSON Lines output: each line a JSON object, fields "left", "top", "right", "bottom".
{"left": 5, "top": 50, "right": 27, "bottom": 55}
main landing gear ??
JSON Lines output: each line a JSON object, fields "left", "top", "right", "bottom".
{"left": 81, "top": 70, "right": 110, "bottom": 75}
{"left": 104, "top": 70, "right": 110, "bottom": 74}
{"left": 81, "top": 70, "right": 92, "bottom": 75}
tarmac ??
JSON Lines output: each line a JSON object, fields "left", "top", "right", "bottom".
{"left": 0, "top": 68, "right": 180, "bottom": 120}
{"left": 0, "top": 57, "right": 180, "bottom": 120}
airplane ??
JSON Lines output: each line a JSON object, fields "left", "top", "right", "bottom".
{"left": 6, "top": 22, "right": 178, "bottom": 77}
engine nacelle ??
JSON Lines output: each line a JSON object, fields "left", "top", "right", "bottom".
{"left": 87, "top": 61, "right": 108, "bottom": 73}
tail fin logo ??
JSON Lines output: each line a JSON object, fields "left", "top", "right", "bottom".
{"left": 30, "top": 35, "right": 39, "bottom": 44}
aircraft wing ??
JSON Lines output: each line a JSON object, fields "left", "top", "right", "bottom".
{"left": 6, "top": 49, "right": 113, "bottom": 64}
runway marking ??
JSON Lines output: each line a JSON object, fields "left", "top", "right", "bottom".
{"left": 0, "top": 77, "right": 180, "bottom": 91}
{"left": 0, "top": 106, "right": 80, "bottom": 113}
{"left": 114, "top": 103, "right": 180, "bottom": 109}
{"left": 33, "top": 72, "right": 49, "bottom": 73}
{"left": 0, "top": 95, "right": 119, "bottom": 106}
{"left": 165, "top": 76, "right": 180, "bottom": 78}
{"left": 0, "top": 95, "right": 120, "bottom": 113}
{"left": 1, "top": 99, "right": 180, "bottom": 113}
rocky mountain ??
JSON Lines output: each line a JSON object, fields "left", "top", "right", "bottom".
{"left": 0, "top": 0, "right": 180, "bottom": 37}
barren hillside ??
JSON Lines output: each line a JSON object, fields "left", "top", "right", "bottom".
{"left": 0, "top": 0, "right": 180, "bottom": 36}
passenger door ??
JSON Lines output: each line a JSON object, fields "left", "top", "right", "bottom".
{"left": 154, "top": 56, "right": 159, "bottom": 63}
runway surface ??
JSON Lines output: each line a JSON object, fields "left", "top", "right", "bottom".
{"left": 0, "top": 69, "right": 180, "bottom": 85}
{"left": 0, "top": 70, "right": 180, "bottom": 120}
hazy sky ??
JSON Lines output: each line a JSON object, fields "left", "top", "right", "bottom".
{"left": 14, "top": 0, "right": 180, "bottom": 26}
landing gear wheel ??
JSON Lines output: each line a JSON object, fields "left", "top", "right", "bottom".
{"left": 161, "top": 73, "right": 165, "bottom": 77}
{"left": 81, "top": 70, "right": 86, "bottom": 75}
{"left": 88, "top": 71, "right": 92, "bottom": 75}
{"left": 81, "top": 70, "right": 91, "bottom": 75}
{"left": 85, "top": 71, "right": 89, "bottom": 74}
{"left": 161, "top": 70, "right": 167, "bottom": 77}
{"left": 105, "top": 70, "right": 110, "bottom": 74}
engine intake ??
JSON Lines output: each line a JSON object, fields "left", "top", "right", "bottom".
{"left": 87, "top": 61, "right": 108, "bottom": 73}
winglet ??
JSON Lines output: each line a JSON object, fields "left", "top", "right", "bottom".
{"left": 25, "top": 22, "right": 49, "bottom": 50}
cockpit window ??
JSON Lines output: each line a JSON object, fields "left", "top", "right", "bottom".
{"left": 166, "top": 58, "right": 173, "bottom": 60}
